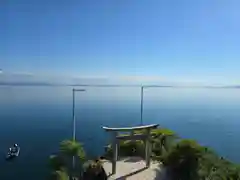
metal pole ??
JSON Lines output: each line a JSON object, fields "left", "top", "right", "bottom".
{"left": 72, "top": 89, "right": 76, "bottom": 170}
{"left": 72, "top": 89, "right": 76, "bottom": 141}
{"left": 140, "top": 86, "right": 144, "bottom": 125}
{"left": 72, "top": 88, "right": 85, "bottom": 141}
{"left": 71, "top": 88, "right": 85, "bottom": 171}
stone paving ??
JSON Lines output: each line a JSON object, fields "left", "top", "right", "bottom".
{"left": 102, "top": 157, "right": 168, "bottom": 180}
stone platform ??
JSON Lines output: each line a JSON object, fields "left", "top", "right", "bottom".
{"left": 102, "top": 157, "right": 168, "bottom": 180}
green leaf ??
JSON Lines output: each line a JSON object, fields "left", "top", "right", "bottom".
{"left": 51, "top": 168, "right": 69, "bottom": 180}
{"left": 60, "top": 139, "right": 85, "bottom": 161}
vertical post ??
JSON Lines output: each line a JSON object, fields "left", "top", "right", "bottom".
{"left": 112, "top": 132, "right": 118, "bottom": 174}
{"left": 71, "top": 88, "right": 85, "bottom": 171}
{"left": 140, "top": 86, "right": 144, "bottom": 125}
{"left": 145, "top": 129, "right": 151, "bottom": 167}
{"left": 72, "top": 89, "right": 76, "bottom": 169}
{"left": 72, "top": 89, "right": 76, "bottom": 141}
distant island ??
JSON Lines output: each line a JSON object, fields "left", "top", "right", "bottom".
{"left": 0, "top": 82, "right": 56, "bottom": 86}
{"left": 0, "top": 82, "right": 173, "bottom": 87}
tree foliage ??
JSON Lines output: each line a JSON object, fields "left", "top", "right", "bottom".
{"left": 49, "top": 139, "right": 86, "bottom": 180}
{"left": 151, "top": 128, "right": 177, "bottom": 158}
{"left": 104, "top": 128, "right": 177, "bottom": 158}
{"left": 49, "top": 155, "right": 66, "bottom": 171}
{"left": 161, "top": 139, "right": 203, "bottom": 180}
{"left": 51, "top": 168, "right": 69, "bottom": 180}
{"left": 60, "top": 139, "right": 85, "bottom": 161}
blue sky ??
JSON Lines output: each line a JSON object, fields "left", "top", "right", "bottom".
{"left": 1, "top": 0, "right": 240, "bottom": 84}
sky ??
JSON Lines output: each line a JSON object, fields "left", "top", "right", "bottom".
{"left": 1, "top": 0, "right": 240, "bottom": 85}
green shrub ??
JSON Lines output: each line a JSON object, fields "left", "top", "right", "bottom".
{"left": 104, "top": 128, "right": 177, "bottom": 159}
{"left": 161, "top": 139, "right": 203, "bottom": 180}
{"left": 104, "top": 140, "right": 145, "bottom": 158}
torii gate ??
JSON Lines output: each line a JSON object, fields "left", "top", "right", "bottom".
{"left": 103, "top": 124, "right": 159, "bottom": 174}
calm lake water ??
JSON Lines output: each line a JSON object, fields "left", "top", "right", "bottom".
{"left": 0, "top": 86, "right": 240, "bottom": 179}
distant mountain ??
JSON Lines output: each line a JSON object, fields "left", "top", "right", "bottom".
{"left": 0, "top": 82, "right": 175, "bottom": 87}
{"left": 201, "top": 85, "right": 240, "bottom": 89}
{"left": 0, "top": 72, "right": 180, "bottom": 87}
{"left": 1, "top": 72, "right": 238, "bottom": 88}
{"left": 221, "top": 86, "right": 240, "bottom": 88}
{"left": 0, "top": 82, "right": 56, "bottom": 86}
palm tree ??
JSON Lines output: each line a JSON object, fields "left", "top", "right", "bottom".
{"left": 60, "top": 139, "right": 85, "bottom": 162}
{"left": 60, "top": 139, "right": 85, "bottom": 178}
{"left": 49, "top": 139, "right": 85, "bottom": 180}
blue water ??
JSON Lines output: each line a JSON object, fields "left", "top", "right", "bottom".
{"left": 0, "top": 86, "right": 240, "bottom": 179}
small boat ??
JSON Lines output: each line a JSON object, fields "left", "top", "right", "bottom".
{"left": 6, "top": 144, "right": 20, "bottom": 160}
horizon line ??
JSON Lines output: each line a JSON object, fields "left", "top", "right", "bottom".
{"left": 0, "top": 82, "right": 239, "bottom": 89}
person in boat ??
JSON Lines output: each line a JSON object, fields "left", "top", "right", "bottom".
{"left": 11, "top": 144, "right": 18, "bottom": 153}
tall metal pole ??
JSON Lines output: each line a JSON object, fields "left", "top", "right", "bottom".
{"left": 71, "top": 88, "right": 85, "bottom": 170}
{"left": 72, "top": 89, "right": 76, "bottom": 170}
{"left": 72, "top": 89, "right": 76, "bottom": 141}
{"left": 140, "top": 86, "right": 144, "bottom": 125}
